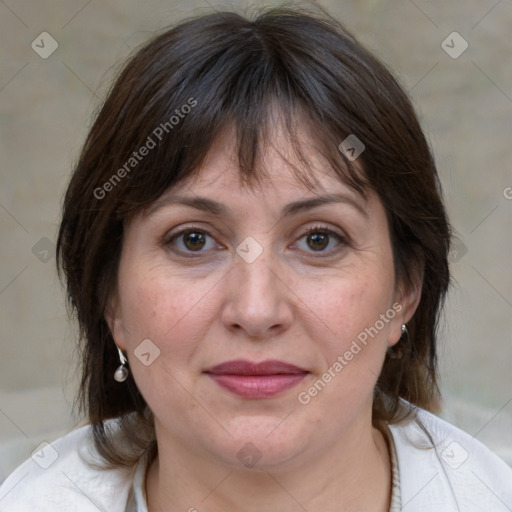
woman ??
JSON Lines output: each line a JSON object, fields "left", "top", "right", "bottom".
{"left": 1, "top": 5, "right": 511, "bottom": 511}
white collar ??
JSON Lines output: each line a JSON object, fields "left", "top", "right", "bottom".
{"left": 128, "top": 429, "right": 402, "bottom": 511}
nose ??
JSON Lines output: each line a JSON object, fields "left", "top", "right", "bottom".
{"left": 220, "top": 247, "right": 295, "bottom": 340}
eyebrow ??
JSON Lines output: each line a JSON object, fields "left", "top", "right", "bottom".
{"left": 147, "top": 192, "right": 368, "bottom": 220}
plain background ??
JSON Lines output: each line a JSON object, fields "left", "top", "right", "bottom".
{"left": 0, "top": 0, "right": 511, "bottom": 479}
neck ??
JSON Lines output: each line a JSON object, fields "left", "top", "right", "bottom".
{"left": 145, "top": 417, "right": 392, "bottom": 512}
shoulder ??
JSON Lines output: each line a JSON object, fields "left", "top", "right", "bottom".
{"left": 0, "top": 423, "right": 136, "bottom": 512}
{"left": 388, "top": 405, "right": 512, "bottom": 511}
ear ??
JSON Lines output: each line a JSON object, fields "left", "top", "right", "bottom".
{"left": 388, "top": 266, "right": 423, "bottom": 347}
{"left": 104, "top": 294, "right": 127, "bottom": 351}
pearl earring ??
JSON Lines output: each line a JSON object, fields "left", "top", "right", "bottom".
{"left": 387, "top": 324, "right": 408, "bottom": 359}
{"left": 114, "top": 345, "right": 129, "bottom": 382}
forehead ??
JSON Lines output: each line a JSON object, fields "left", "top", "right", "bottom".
{"left": 141, "top": 130, "right": 373, "bottom": 227}
{"left": 169, "top": 122, "right": 359, "bottom": 201}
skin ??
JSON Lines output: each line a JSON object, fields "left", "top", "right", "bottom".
{"left": 107, "top": 123, "right": 422, "bottom": 512}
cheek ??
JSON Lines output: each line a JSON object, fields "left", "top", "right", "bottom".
{"left": 117, "top": 271, "right": 213, "bottom": 420}
{"left": 304, "top": 268, "right": 395, "bottom": 349}
{"left": 293, "top": 279, "right": 395, "bottom": 422}
{"left": 117, "top": 268, "right": 215, "bottom": 370}
{"left": 294, "top": 261, "right": 397, "bottom": 407}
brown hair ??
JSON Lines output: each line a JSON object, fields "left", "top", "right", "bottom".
{"left": 56, "top": 5, "right": 451, "bottom": 467}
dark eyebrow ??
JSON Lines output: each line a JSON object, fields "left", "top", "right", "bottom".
{"left": 147, "top": 195, "right": 228, "bottom": 217}
{"left": 280, "top": 193, "right": 368, "bottom": 219}
{"left": 147, "top": 192, "right": 368, "bottom": 219}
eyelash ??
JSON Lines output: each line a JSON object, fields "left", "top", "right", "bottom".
{"left": 294, "top": 225, "right": 349, "bottom": 256}
{"left": 163, "top": 224, "right": 349, "bottom": 258}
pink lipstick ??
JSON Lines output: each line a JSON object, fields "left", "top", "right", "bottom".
{"left": 204, "top": 359, "right": 308, "bottom": 399}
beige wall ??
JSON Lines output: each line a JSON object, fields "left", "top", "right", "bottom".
{"left": 1, "top": 0, "right": 511, "bottom": 478}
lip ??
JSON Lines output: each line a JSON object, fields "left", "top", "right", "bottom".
{"left": 204, "top": 359, "right": 309, "bottom": 399}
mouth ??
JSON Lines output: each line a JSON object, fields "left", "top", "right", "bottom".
{"left": 203, "top": 359, "right": 309, "bottom": 399}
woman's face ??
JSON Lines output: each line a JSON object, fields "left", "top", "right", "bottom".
{"left": 108, "top": 126, "right": 418, "bottom": 471}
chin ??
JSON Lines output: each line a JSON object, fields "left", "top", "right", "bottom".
{"left": 216, "top": 416, "right": 309, "bottom": 471}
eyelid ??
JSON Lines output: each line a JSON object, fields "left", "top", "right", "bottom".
{"left": 162, "top": 225, "right": 224, "bottom": 255}
{"left": 298, "top": 224, "right": 348, "bottom": 240}
{"left": 292, "top": 224, "right": 350, "bottom": 254}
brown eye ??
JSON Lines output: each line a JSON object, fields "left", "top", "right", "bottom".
{"left": 306, "top": 232, "right": 329, "bottom": 251}
{"left": 165, "top": 228, "right": 219, "bottom": 255}
{"left": 294, "top": 225, "right": 348, "bottom": 256}
{"left": 182, "top": 231, "right": 206, "bottom": 251}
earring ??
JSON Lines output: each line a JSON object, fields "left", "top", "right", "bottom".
{"left": 114, "top": 345, "right": 129, "bottom": 382}
{"left": 387, "top": 324, "right": 408, "bottom": 359}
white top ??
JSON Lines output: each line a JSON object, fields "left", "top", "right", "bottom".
{"left": 1, "top": 406, "right": 511, "bottom": 511}
{"left": 125, "top": 426, "right": 402, "bottom": 511}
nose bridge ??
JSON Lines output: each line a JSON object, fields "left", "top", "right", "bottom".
{"left": 238, "top": 247, "right": 275, "bottom": 294}
{"left": 221, "top": 236, "right": 293, "bottom": 337}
